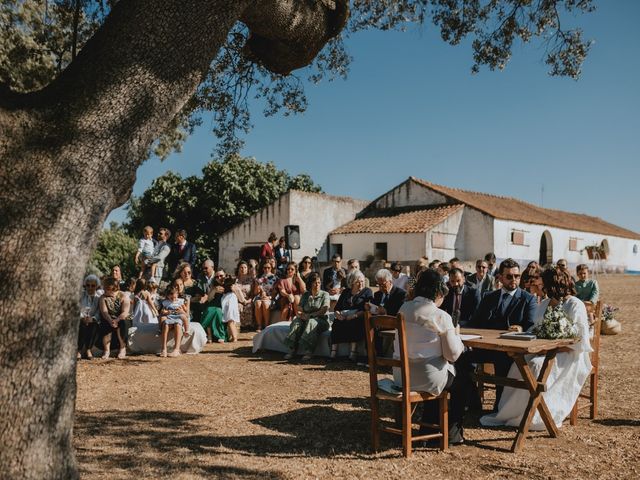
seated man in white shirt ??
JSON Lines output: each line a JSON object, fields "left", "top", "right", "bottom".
{"left": 390, "top": 262, "right": 409, "bottom": 291}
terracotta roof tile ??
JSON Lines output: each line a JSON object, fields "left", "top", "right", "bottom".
{"left": 331, "top": 204, "right": 463, "bottom": 234}
{"left": 410, "top": 177, "right": 640, "bottom": 240}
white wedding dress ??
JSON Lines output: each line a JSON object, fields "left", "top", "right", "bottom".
{"left": 480, "top": 296, "right": 592, "bottom": 430}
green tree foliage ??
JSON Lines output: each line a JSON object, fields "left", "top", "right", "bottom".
{"left": 125, "top": 155, "right": 322, "bottom": 262}
{"left": 1, "top": 0, "right": 596, "bottom": 157}
{"left": 88, "top": 221, "right": 138, "bottom": 279}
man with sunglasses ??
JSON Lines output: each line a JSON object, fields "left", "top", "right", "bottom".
{"left": 448, "top": 258, "right": 537, "bottom": 442}
{"left": 465, "top": 259, "right": 496, "bottom": 302}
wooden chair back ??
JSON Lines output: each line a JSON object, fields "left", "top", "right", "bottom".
{"left": 364, "top": 311, "right": 448, "bottom": 456}
{"left": 364, "top": 313, "right": 409, "bottom": 398}
{"left": 570, "top": 299, "right": 602, "bottom": 424}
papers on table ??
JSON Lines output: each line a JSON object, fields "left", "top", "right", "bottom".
{"left": 459, "top": 334, "right": 482, "bottom": 341}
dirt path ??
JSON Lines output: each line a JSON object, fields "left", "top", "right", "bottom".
{"left": 75, "top": 275, "right": 640, "bottom": 479}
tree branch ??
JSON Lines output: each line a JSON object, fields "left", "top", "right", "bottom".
{"left": 241, "top": 0, "right": 349, "bottom": 74}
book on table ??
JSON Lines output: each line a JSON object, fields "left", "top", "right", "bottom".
{"left": 499, "top": 332, "right": 537, "bottom": 341}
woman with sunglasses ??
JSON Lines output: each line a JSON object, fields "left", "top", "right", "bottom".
{"left": 253, "top": 259, "right": 278, "bottom": 331}
{"left": 298, "top": 256, "right": 314, "bottom": 284}
{"left": 275, "top": 261, "right": 306, "bottom": 321}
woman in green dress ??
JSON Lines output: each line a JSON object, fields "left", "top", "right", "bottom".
{"left": 283, "top": 272, "right": 330, "bottom": 360}
{"left": 176, "top": 263, "right": 227, "bottom": 343}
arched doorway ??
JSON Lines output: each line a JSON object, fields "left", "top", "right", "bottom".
{"left": 539, "top": 230, "right": 553, "bottom": 265}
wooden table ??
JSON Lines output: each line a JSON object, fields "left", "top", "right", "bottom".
{"left": 460, "top": 328, "right": 576, "bottom": 452}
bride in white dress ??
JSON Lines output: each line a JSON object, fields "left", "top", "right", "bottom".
{"left": 481, "top": 267, "right": 592, "bottom": 430}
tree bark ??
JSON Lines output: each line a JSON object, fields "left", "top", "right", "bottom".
{"left": 0, "top": 1, "right": 346, "bottom": 478}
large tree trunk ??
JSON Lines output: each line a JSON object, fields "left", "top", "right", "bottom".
{"left": 0, "top": 1, "right": 347, "bottom": 478}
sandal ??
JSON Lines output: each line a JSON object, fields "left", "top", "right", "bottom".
{"left": 302, "top": 354, "right": 313, "bottom": 361}
{"left": 284, "top": 352, "right": 294, "bottom": 360}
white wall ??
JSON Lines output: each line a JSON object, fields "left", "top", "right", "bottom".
{"left": 329, "top": 232, "right": 426, "bottom": 264}
{"left": 218, "top": 194, "right": 291, "bottom": 270}
{"left": 288, "top": 191, "right": 369, "bottom": 262}
{"left": 456, "top": 208, "right": 493, "bottom": 261}
{"left": 218, "top": 191, "right": 368, "bottom": 270}
{"left": 493, "top": 219, "right": 640, "bottom": 273}
{"left": 372, "top": 178, "right": 448, "bottom": 209}
{"left": 428, "top": 207, "right": 464, "bottom": 261}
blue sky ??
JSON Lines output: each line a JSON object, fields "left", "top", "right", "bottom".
{"left": 108, "top": 1, "right": 640, "bottom": 234}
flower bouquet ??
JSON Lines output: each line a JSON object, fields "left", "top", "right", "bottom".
{"left": 532, "top": 303, "right": 578, "bottom": 340}
{"left": 601, "top": 303, "right": 621, "bottom": 335}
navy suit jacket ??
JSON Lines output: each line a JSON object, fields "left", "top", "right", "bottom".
{"left": 372, "top": 286, "right": 407, "bottom": 316}
{"left": 168, "top": 241, "right": 197, "bottom": 274}
{"left": 440, "top": 285, "right": 479, "bottom": 326}
{"left": 469, "top": 287, "right": 537, "bottom": 331}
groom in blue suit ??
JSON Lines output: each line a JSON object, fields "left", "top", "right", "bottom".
{"left": 445, "top": 258, "right": 537, "bottom": 444}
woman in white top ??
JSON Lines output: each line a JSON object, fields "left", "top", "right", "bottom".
{"left": 78, "top": 274, "right": 101, "bottom": 360}
{"left": 394, "top": 269, "right": 464, "bottom": 395}
{"left": 481, "top": 267, "right": 592, "bottom": 430}
{"left": 394, "top": 269, "right": 465, "bottom": 445}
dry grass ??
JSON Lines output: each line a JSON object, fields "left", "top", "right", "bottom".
{"left": 75, "top": 275, "right": 640, "bottom": 479}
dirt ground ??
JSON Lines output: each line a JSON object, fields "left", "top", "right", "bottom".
{"left": 75, "top": 275, "right": 640, "bottom": 479}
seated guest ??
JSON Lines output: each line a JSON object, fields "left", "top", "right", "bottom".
{"left": 221, "top": 276, "right": 241, "bottom": 342}
{"left": 78, "top": 274, "right": 101, "bottom": 360}
{"left": 158, "top": 281, "right": 189, "bottom": 357}
{"left": 330, "top": 270, "right": 374, "bottom": 361}
{"left": 407, "top": 256, "right": 429, "bottom": 296}
{"left": 465, "top": 259, "right": 496, "bottom": 302}
{"left": 484, "top": 252, "right": 497, "bottom": 277}
{"left": 449, "top": 257, "right": 468, "bottom": 277}
{"left": 234, "top": 260, "right": 256, "bottom": 328}
{"left": 441, "top": 268, "right": 478, "bottom": 327}
{"left": 283, "top": 272, "right": 330, "bottom": 361}
{"left": 524, "top": 265, "right": 546, "bottom": 302}
{"left": 274, "top": 236, "right": 289, "bottom": 277}
{"left": 197, "top": 259, "right": 216, "bottom": 292}
{"left": 519, "top": 261, "right": 540, "bottom": 289}
{"left": 557, "top": 258, "right": 576, "bottom": 282}
{"left": 366, "top": 268, "right": 407, "bottom": 356}
{"left": 274, "top": 261, "right": 306, "bottom": 321}
{"left": 347, "top": 258, "right": 370, "bottom": 287}
{"left": 390, "top": 262, "right": 410, "bottom": 291}
{"left": 253, "top": 259, "right": 278, "bottom": 332}
{"left": 110, "top": 264, "right": 125, "bottom": 290}
{"left": 368, "top": 269, "right": 406, "bottom": 317}
{"left": 323, "top": 254, "right": 346, "bottom": 302}
{"left": 574, "top": 264, "right": 599, "bottom": 303}
{"left": 481, "top": 267, "right": 592, "bottom": 430}
{"left": 298, "top": 256, "right": 314, "bottom": 284}
{"left": 436, "top": 262, "right": 451, "bottom": 284}
{"left": 131, "top": 278, "right": 159, "bottom": 325}
{"left": 98, "top": 276, "right": 131, "bottom": 359}
{"left": 394, "top": 269, "right": 465, "bottom": 444}
{"left": 452, "top": 258, "right": 538, "bottom": 431}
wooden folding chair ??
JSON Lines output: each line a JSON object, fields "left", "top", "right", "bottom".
{"left": 570, "top": 300, "right": 602, "bottom": 424}
{"left": 364, "top": 312, "right": 448, "bottom": 457}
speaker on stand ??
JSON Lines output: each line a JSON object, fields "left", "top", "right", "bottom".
{"left": 284, "top": 225, "right": 300, "bottom": 262}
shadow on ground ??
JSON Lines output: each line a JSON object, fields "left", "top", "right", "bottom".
{"left": 75, "top": 399, "right": 402, "bottom": 476}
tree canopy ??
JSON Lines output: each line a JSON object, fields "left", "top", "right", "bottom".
{"left": 125, "top": 154, "right": 322, "bottom": 262}
{"left": 1, "top": 0, "right": 595, "bottom": 158}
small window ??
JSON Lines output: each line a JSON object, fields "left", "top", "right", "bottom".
{"left": 633, "top": 244, "right": 638, "bottom": 254}
{"left": 432, "top": 232, "right": 446, "bottom": 249}
{"left": 569, "top": 237, "right": 579, "bottom": 251}
{"left": 330, "top": 243, "right": 342, "bottom": 258}
{"left": 374, "top": 242, "right": 388, "bottom": 261}
{"left": 510, "top": 230, "right": 525, "bottom": 245}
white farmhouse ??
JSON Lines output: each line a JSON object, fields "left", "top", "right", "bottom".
{"left": 329, "top": 177, "right": 640, "bottom": 273}
{"left": 218, "top": 177, "right": 640, "bottom": 274}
